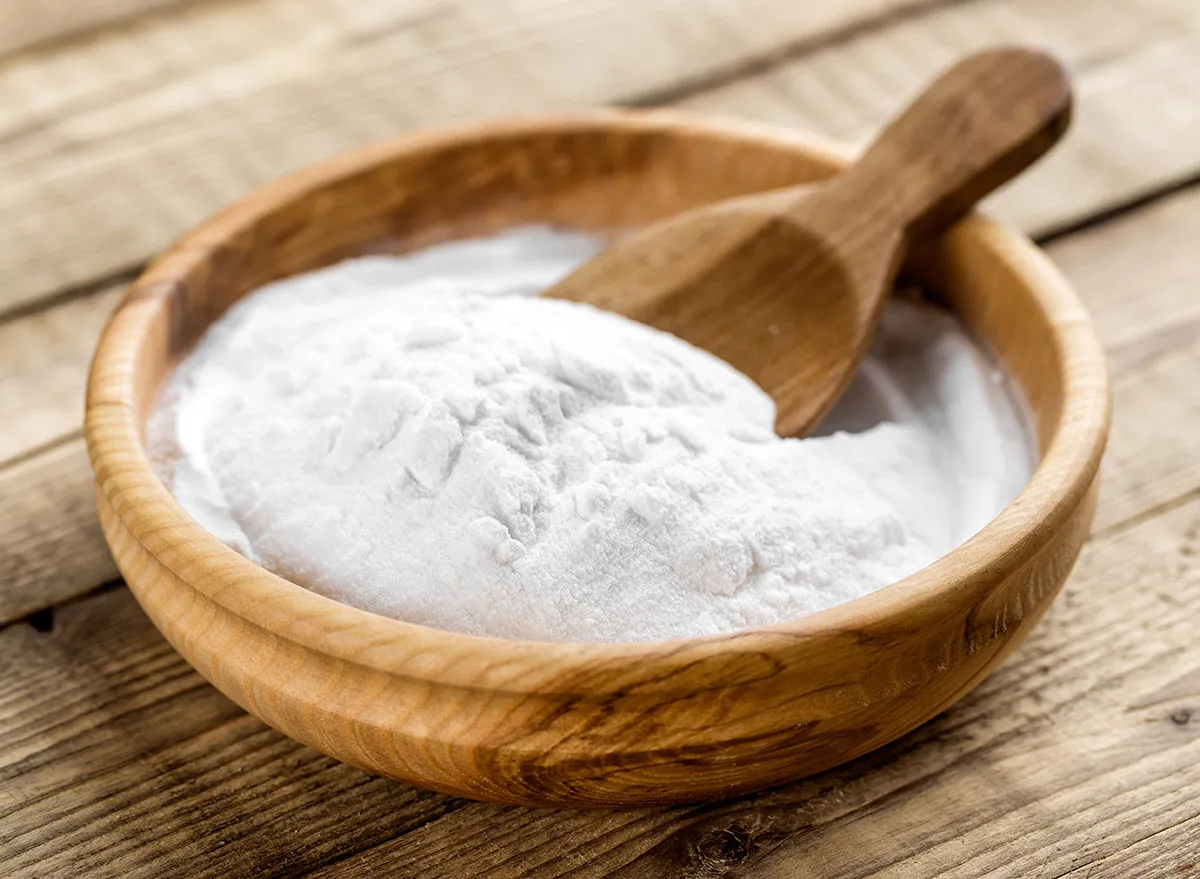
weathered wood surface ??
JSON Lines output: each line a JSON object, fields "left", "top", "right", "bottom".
{"left": 0, "top": 0, "right": 936, "bottom": 319}
{"left": 0, "top": 0, "right": 191, "bottom": 58}
{"left": 3, "top": 0, "right": 1200, "bottom": 321}
{"left": 1, "top": 0, "right": 1198, "bottom": 874}
{"left": 3, "top": 483, "right": 1195, "bottom": 877}
{"left": 0, "top": 286, "right": 119, "bottom": 463}
{"left": 681, "top": 0, "right": 1200, "bottom": 237}
{"left": 0, "top": 440, "right": 118, "bottom": 626}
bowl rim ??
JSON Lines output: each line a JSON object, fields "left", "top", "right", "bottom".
{"left": 86, "top": 109, "right": 1111, "bottom": 691}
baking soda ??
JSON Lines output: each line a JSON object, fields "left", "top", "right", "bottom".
{"left": 148, "top": 227, "right": 1031, "bottom": 642}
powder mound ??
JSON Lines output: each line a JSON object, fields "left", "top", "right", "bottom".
{"left": 148, "top": 227, "right": 1025, "bottom": 642}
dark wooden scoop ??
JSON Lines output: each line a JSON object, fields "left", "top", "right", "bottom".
{"left": 546, "top": 47, "right": 1072, "bottom": 436}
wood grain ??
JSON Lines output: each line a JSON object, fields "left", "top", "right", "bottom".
{"left": 0, "top": 588, "right": 465, "bottom": 878}
{"left": 2, "top": 0, "right": 1200, "bottom": 324}
{"left": 1046, "top": 185, "right": 1200, "bottom": 532}
{"left": 0, "top": 0, "right": 195, "bottom": 58}
{"left": 0, "top": 0, "right": 932, "bottom": 318}
{"left": 0, "top": 285, "right": 121, "bottom": 465}
{"left": 680, "top": 0, "right": 1200, "bottom": 237}
{"left": 548, "top": 49, "right": 1071, "bottom": 437}
{"left": 2, "top": 487, "right": 1193, "bottom": 878}
{"left": 0, "top": 439, "right": 118, "bottom": 627}
{"left": 1059, "top": 816, "right": 1200, "bottom": 878}
{"left": 0, "top": 0, "right": 1194, "bottom": 870}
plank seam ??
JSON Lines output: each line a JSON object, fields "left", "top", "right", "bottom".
{"left": 1088, "top": 486, "right": 1200, "bottom": 544}
{"left": 0, "top": 428, "right": 82, "bottom": 475}
{"left": 1035, "top": 170, "right": 1200, "bottom": 245}
{"left": 0, "top": 264, "right": 142, "bottom": 329}
{"left": 0, "top": 577, "right": 122, "bottom": 636}
{"left": 0, "top": 0, "right": 213, "bottom": 64}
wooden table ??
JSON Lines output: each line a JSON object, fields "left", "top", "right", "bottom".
{"left": 2, "top": 1, "right": 1197, "bottom": 876}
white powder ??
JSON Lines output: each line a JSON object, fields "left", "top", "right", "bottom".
{"left": 148, "top": 227, "right": 1032, "bottom": 642}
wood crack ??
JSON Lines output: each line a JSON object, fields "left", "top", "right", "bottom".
{"left": 1045, "top": 812, "right": 1200, "bottom": 879}
{"left": 1088, "top": 486, "right": 1200, "bottom": 544}
{"left": 1034, "top": 169, "right": 1200, "bottom": 245}
{"left": 0, "top": 428, "right": 82, "bottom": 476}
{"left": 0, "top": 264, "right": 141, "bottom": 329}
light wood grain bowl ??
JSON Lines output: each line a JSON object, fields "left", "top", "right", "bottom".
{"left": 86, "top": 111, "right": 1110, "bottom": 809}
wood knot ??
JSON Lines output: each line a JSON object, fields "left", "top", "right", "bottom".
{"left": 1169, "top": 708, "right": 1192, "bottom": 726}
{"left": 689, "top": 824, "right": 755, "bottom": 869}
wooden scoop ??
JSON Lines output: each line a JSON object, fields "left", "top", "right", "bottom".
{"left": 546, "top": 48, "right": 1072, "bottom": 436}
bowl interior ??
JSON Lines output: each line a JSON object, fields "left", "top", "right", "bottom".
{"left": 123, "top": 117, "right": 855, "bottom": 424}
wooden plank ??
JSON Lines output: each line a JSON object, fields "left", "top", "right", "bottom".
{"left": 1060, "top": 815, "right": 1200, "bottom": 878}
{"left": 0, "top": 588, "right": 465, "bottom": 878}
{"left": 0, "top": 2, "right": 1194, "bottom": 873}
{"left": 0, "top": 285, "right": 120, "bottom": 465}
{"left": 0, "top": 0, "right": 193, "bottom": 59}
{"left": 0, "top": 0, "right": 934, "bottom": 318}
{"left": 679, "top": 0, "right": 1200, "bottom": 237}
{"left": 1096, "top": 341, "right": 1200, "bottom": 532}
{"left": 0, "top": 0, "right": 1195, "bottom": 465}
{"left": 0, "top": 439, "right": 118, "bottom": 626}
{"left": 3, "top": 0, "right": 1200, "bottom": 322}
{"left": 1045, "top": 186, "right": 1200, "bottom": 532}
{"left": 1049, "top": 185, "right": 1200, "bottom": 368}
{"left": 3, "top": 483, "right": 1193, "bottom": 877}
{"left": 0, "top": 0, "right": 1194, "bottom": 484}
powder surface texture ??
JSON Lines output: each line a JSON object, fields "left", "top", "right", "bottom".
{"left": 148, "top": 227, "right": 1032, "bottom": 642}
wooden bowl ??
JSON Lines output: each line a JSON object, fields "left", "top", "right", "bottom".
{"left": 86, "top": 111, "right": 1110, "bottom": 809}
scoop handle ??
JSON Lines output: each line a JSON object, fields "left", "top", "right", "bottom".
{"left": 816, "top": 47, "right": 1071, "bottom": 239}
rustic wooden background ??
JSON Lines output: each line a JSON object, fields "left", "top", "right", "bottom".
{"left": 1, "top": 1, "right": 1198, "bottom": 876}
